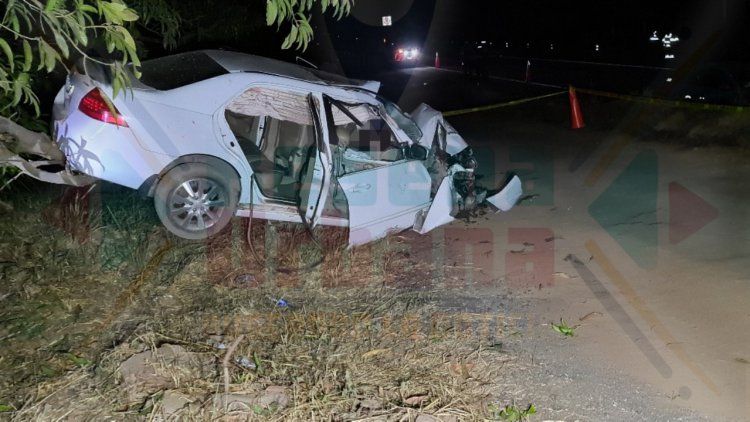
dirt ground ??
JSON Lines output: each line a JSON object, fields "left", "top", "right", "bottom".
{"left": 1, "top": 87, "right": 749, "bottom": 421}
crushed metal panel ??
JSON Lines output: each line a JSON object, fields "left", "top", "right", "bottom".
{"left": 486, "top": 174, "right": 523, "bottom": 212}
{"left": 413, "top": 176, "right": 455, "bottom": 234}
{"left": 341, "top": 161, "right": 431, "bottom": 247}
{"left": 410, "top": 103, "right": 468, "bottom": 155}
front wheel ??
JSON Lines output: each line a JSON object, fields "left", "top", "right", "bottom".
{"left": 154, "top": 162, "right": 239, "bottom": 240}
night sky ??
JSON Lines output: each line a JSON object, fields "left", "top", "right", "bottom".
{"left": 318, "top": 0, "right": 750, "bottom": 66}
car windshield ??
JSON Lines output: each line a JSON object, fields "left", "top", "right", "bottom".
{"left": 380, "top": 100, "right": 422, "bottom": 143}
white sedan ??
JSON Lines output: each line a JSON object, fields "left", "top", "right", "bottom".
{"left": 50, "top": 50, "right": 521, "bottom": 246}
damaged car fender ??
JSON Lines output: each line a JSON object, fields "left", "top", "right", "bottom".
{"left": 413, "top": 175, "right": 455, "bottom": 234}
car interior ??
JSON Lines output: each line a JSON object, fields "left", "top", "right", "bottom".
{"left": 225, "top": 110, "right": 315, "bottom": 202}
{"left": 224, "top": 89, "right": 408, "bottom": 219}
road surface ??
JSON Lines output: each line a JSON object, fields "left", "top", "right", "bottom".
{"left": 379, "top": 66, "right": 750, "bottom": 421}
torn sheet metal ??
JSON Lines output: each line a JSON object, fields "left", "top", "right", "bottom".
{"left": 486, "top": 175, "right": 523, "bottom": 212}
{"left": 410, "top": 103, "right": 469, "bottom": 155}
{"left": 413, "top": 176, "right": 455, "bottom": 234}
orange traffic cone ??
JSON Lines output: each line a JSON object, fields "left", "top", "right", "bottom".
{"left": 568, "top": 85, "right": 585, "bottom": 129}
{"left": 435, "top": 52, "right": 440, "bottom": 68}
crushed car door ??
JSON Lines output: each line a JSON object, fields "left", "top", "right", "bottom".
{"left": 340, "top": 161, "right": 431, "bottom": 246}
{"left": 324, "top": 95, "right": 432, "bottom": 246}
{"left": 298, "top": 94, "right": 330, "bottom": 227}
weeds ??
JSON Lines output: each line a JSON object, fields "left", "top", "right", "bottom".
{"left": 489, "top": 403, "right": 537, "bottom": 421}
{"left": 551, "top": 318, "right": 575, "bottom": 337}
{"left": 0, "top": 180, "right": 530, "bottom": 421}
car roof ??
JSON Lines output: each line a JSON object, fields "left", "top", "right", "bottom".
{"left": 138, "top": 50, "right": 380, "bottom": 92}
{"left": 206, "top": 50, "right": 381, "bottom": 92}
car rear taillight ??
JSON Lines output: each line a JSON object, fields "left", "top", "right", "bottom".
{"left": 78, "top": 88, "right": 128, "bottom": 127}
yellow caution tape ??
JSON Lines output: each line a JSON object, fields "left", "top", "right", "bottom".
{"left": 443, "top": 90, "right": 567, "bottom": 117}
{"left": 442, "top": 85, "right": 748, "bottom": 118}
{"left": 575, "top": 87, "right": 749, "bottom": 113}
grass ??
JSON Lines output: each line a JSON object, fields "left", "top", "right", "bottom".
{"left": 0, "top": 180, "right": 525, "bottom": 421}
{"left": 551, "top": 319, "right": 575, "bottom": 337}
{"left": 488, "top": 403, "right": 537, "bottom": 421}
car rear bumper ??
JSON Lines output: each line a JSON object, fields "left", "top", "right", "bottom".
{"left": 52, "top": 112, "right": 170, "bottom": 190}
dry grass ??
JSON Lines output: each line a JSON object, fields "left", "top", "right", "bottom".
{"left": 0, "top": 183, "right": 519, "bottom": 421}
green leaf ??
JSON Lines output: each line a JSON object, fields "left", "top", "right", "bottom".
{"left": 289, "top": 24, "right": 298, "bottom": 44}
{"left": 114, "top": 26, "right": 136, "bottom": 51}
{"left": 10, "top": 14, "right": 20, "bottom": 35}
{"left": 252, "top": 351, "right": 262, "bottom": 371}
{"left": 281, "top": 24, "right": 297, "bottom": 50}
{"left": 12, "top": 79, "right": 24, "bottom": 106}
{"left": 66, "top": 353, "right": 91, "bottom": 367}
{"left": 131, "top": 54, "right": 142, "bottom": 78}
{"left": 78, "top": 4, "right": 97, "bottom": 14}
{"left": 526, "top": 404, "right": 536, "bottom": 415}
{"left": 105, "top": 32, "right": 116, "bottom": 53}
{"left": 37, "top": 42, "right": 46, "bottom": 71}
{"left": 266, "top": 0, "right": 278, "bottom": 26}
{"left": 112, "top": 73, "right": 122, "bottom": 99}
{"left": 16, "top": 72, "right": 29, "bottom": 85}
{"left": 44, "top": 0, "right": 59, "bottom": 12}
{"left": 53, "top": 31, "right": 69, "bottom": 58}
{"left": 100, "top": 1, "right": 128, "bottom": 24}
{"left": 40, "top": 40, "right": 59, "bottom": 72}
{"left": 22, "top": 40, "right": 32, "bottom": 72}
{"left": 119, "top": 7, "right": 139, "bottom": 22}
{"left": 551, "top": 319, "right": 574, "bottom": 336}
{"left": 0, "top": 39, "right": 14, "bottom": 73}
{"left": 0, "top": 404, "right": 13, "bottom": 412}
{"left": 76, "top": 27, "right": 88, "bottom": 46}
{"left": 40, "top": 366, "right": 57, "bottom": 377}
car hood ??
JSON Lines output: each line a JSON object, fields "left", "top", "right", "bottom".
{"left": 410, "top": 103, "right": 469, "bottom": 155}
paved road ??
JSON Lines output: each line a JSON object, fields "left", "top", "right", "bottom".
{"left": 378, "top": 66, "right": 750, "bottom": 421}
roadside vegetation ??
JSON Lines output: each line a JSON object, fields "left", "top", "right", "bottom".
{"left": 0, "top": 180, "right": 525, "bottom": 420}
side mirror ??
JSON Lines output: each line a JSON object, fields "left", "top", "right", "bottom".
{"left": 407, "top": 144, "right": 428, "bottom": 160}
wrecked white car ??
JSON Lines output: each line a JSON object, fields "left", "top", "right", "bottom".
{"left": 43, "top": 50, "right": 520, "bottom": 245}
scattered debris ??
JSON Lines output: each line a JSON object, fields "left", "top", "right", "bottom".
{"left": 579, "top": 311, "right": 603, "bottom": 322}
{"left": 268, "top": 296, "right": 289, "bottom": 308}
{"left": 234, "top": 273, "right": 258, "bottom": 285}
{"left": 235, "top": 356, "right": 256, "bottom": 369}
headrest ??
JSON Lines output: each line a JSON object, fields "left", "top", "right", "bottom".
{"left": 335, "top": 124, "right": 356, "bottom": 147}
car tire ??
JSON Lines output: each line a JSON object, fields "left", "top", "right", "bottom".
{"left": 154, "top": 161, "right": 239, "bottom": 240}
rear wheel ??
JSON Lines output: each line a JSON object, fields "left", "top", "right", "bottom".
{"left": 154, "top": 162, "right": 239, "bottom": 240}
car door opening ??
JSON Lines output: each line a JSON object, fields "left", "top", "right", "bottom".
{"left": 225, "top": 87, "right": 317, "bottom": 203}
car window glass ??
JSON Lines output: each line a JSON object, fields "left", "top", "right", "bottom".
{"left": 328, "top": 101, "right": 403, "bottom": 169}
{"left": 381, "top": 100, "right": 422, "bottom": 143}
